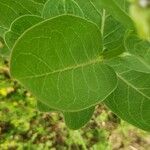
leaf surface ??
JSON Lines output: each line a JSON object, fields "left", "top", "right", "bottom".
{"left": 37, "top": 101, "right": 54, "bottom": 112}
{"left": 34, "top": 0, "right": 47, "bottom": 4}
{"left": 104, "top": 60, "right": 150, "bottom": 131}
{"left": 10, "top": 15, "right": 117, "bottom": 111}
{"left": 0, "top": 0, "right": 43, "bottom": 36}
{"left": 42, "top": 0, "right": 127, "bottom": 59}
{"left": 119, "top": 54, "right": 150, "bottom": 73}
{"left": 123, "top": 32, "right": 150, "bottom": 73}
{"left": 98, "top": 0, "right": 134, "bottom": 28}
{"left": 64, "top": 107, "right": 95, "bottom": 130}
{"left": 107, "top": 32, "right": 150, "bottom": 73}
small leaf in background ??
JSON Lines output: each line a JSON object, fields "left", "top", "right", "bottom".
{"left": 5, "top": 15, "right": 44, "bottom": 50}
{"left": 0, "top": 0, "right": 43, "bottom": 35}
{"left": 104, "top": 64, "right": 150, "bottom": 131}
{"left": 105, "top": 30, "right": 150, "bottom": 73}
{"left": 64, "top": 107, "right": 95, "bottom": 130}
{"left": 119, "top": 53, "right": 150, "bottom": 73}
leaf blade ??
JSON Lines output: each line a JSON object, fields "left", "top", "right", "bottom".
{"left": 5, "top": 15, "right": 44, "bottom": 50}
{"left": 0, "top": 0, "right": 43, "bottom": 36}
{"left": 98, "top": 0, "right": 134, "bottom": 28}
{"left": 104, "top": 61, "right": 150, "bottom": 131}
{"left": 64, "top": 107, "right": 95, "bottom": 130}
{"left": 10, "top": 15, "right": 117, "bottom": 111}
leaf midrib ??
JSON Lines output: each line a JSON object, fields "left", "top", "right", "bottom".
{"left": 17, "top": 56, "right": 103, "bottom": 79}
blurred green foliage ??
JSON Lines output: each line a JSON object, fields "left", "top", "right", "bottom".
{"left": 129, "top": 0, "right": 150, "bottom": 41}
{"left": 0, "top": 57, "right": 150, "bottom": 150}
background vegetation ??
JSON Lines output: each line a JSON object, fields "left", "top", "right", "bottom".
{"left": 0, "top": 57, "right": 150, "bottom": 150}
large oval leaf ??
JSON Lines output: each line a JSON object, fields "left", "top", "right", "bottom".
{"left": 10, "top": 15, "right": 117, "bottom": 111}
{"left": 104, "top": 60, "right": 150, "bottom": 131}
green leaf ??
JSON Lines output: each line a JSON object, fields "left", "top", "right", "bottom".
{"left": 102, "top": 16, "right": 126, "bottom": 59}
{"left": 119, "top": 53, "right": 150, "bottom": 73}
{"left": 2, "top": 0, "right": 127, "bottom": 60}
{"left": 98, "top": 0, "right": 134, "bottom": 28}
{"left": 37, "top": 100, "right": 94, "bottom": 130}
{"left": 42, "top": 0, "right": 127, "bottom": 59}
{"left": 10, "top": 15, "right": 117, "bottom": 111}
{"left": 108, "top": 31, "right": 150, "bottom": 73}
{"left": 74, "top": 0, "right": 127, "bottom": 59}
{"left": 42, "top": 0, "right": 103, "bottom": 28}
{"left": 0, "top": 0, "right": 43, "bottom": 36}
{"left": 37, "top": 100, "right": 54, "bottom": 112}
{"left": 64, "top": 107, "right": 95, "bottom": 130}
{"left": 42, "top": 0, "right": 84, "bottom": 19}
{"left": 123, "top": 32, "right": 150, "bottom": 73}
{"left": 100, "top": 0, "right": 132, "bottom": 58}
{"left": 5, "top": 15, "right": 44, "bottom": 50}
{"left": 104, "top": 61, "right": 150, "bottom": 131}
{"left": 114, "top": 0, "right": 129, "bottom": 12}
{"left": 125, "top": 31, "right": 150, "bottom": 57}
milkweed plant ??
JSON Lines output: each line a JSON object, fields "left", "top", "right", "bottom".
{"left": 0, "top": 0, "right": 150, "bottom": 130}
